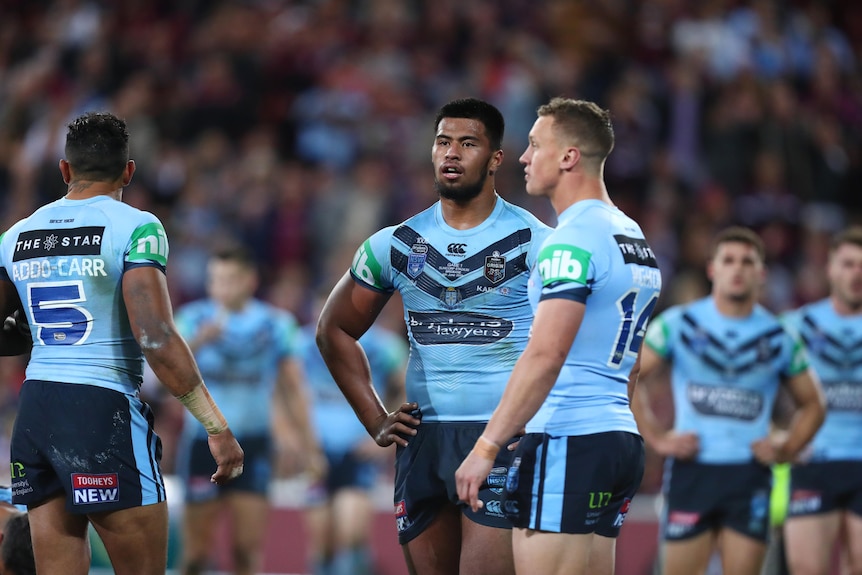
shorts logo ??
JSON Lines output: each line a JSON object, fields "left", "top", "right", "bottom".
{"left": 484, "top": 499, "right": 504, "bottom": 517}
{"left": 506, "top": 457, "right": 521, "bottom": 492}
{"left": 666, "top": 510, "right": 700, "bottom": 538}
{"left": 486, "top": 467, "right": 507, "bottom": 494}
{"left": 789, "top": 489, "right": 822, "bottom": 515}
{"left": 484, "top": 252, "right": 506, "bottom": 283}
{"left": 395, "top": 499, "right": 413, "bottom": 533}
{"left": 72, "top": 473, "right": 119, "bottom": 505}
{"left": 613, "top": 497, "right": 632, "bottom": 528}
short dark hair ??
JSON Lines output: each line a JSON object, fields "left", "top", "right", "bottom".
{"left": 64, "top": 112, "right": 129, "bottom": 181}
{"left": 710, "top": 226, "right": 766, "bottom": 262}
{"left": 211, "top": 244, "right": 256, "bottom": 270}
{"left": 434, "top": 98, "right": 505, "bottom": 150}
{"left": 830, "top": 225, "right": 862, "bottom": 252}
{"left": 0, "top": 512, "right": 35, "bottom": 575}
{"left": 536, "top": 97, "right": 615, "bottom": 162}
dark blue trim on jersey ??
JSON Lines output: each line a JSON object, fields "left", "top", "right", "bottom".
{"left": 139, "top": 401, "right": 165, "bottom": 503}
{"left": 535, "top": 434, "right": 550, "bottom": 531}
{"left": 679, "top": 313, "right": 785, "bottom": 378}
{"left": 123, "top": 261, "right": 167, "bottom": 275}
{"left": 801, "top": 313, "right": 862, "bottom": 370}
{"left": 348, "top": 269, "right": 396, "bottom": 294}
{"left": 389, "top": 224, "right": 531, "bottom": 302}
{"left": 539, "top": 287, "right": 590, "bottom": 304}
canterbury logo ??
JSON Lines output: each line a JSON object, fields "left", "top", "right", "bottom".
{"left": 447, "top": 243, "right": 467, "bottom": 255}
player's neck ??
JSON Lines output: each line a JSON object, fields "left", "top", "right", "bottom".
{"left": 65, "top": 180, "right": 122, "bottom": 201}
{"left": 439, "top": 190, "right": 497, "bottom": 230}
{"left": 550, "top": 176, "right": 612, "bottom": 216}
{"left": 831, "top": 294, "right": 862, "bottom": 316}
{"left": 713, "top": 294, "right": 756, "bottom": 318}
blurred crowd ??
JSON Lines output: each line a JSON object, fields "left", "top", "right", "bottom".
{"left": 0, "top": 0, "right": 861, "bottom": 486}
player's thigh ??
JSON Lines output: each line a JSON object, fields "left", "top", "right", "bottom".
{"left": 88, "top": 501, "right": 169, "bottom": 575}
{"left": 226, "top": 491, "right": 269, "bottom": 549}
{"left": 513, "top": 528, "right": 590, "bottom": 575}
{"left": 304, "top": 503, "right": 334, "bottom": 555}
{"left": 662, "top": 531, "right": 715, "bottom": 575}
{"left": 460, "top": 517, "right": 514, "bottom": 575}
{"left": 718, "top": 527, "right": 768, "bottom": 575}
{"left": 28, "top": 494, "right": 91, "bottom": 575}
{"left": 331, "top": 487, "right": 374, "bottom": 547}
{"left": 401, "top": 503, "right": 461, "bottom": 575}
{"left": 842, "top": 511, "right": 862, "bottom": 575}
{"left": 182, "top": 499, "right": 222, "bottom": 557}
{"left": 784, "top": 512, "right": 842, "bottom": 575}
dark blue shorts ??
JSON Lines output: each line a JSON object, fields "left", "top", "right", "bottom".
{"left": 393, "top": 422, "right": 516, "bottom": 545}
{"left": 177, "top": 434, "right": 272, "bottom": 503}
{"left": 307, "top": 449, "right": 378, "bottom": 505}
{"left": 662, "top": 459, "right": 772, "bottom": 542}
{"left": 10, "top": 380, "right": 165, "bottom": 514}
{"left": 503, "top": 431, "right": 644, "bottom": 536}
{"left": 788, "top": 460, "right": 862, "bottom": 517}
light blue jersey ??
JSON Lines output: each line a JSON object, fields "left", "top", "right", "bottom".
{"left": 0, "top": 196, "right": 169, "bottom": 394}
{"left": 526, "top": 200, "right": 662, "bottom": 436}
{"left": 351, "top": 196, "right": 551, "bottom": 422}
{"left": 174, "top": 298, "right": 299, "bottom": 438}
{"left": 782, "top": 299, "right": 862, "bottom": 461}
{"left": 298, "top": 324, "right": 407, "bottom": 454}
{"left": 646, "top": 297, "right": 809, "bottom": 464}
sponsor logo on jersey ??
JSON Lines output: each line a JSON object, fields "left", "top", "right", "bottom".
{"left": 613, "top": 235, "right": 658, "bottom": 268}
{"left": 128, "top": 222, "right": 168, "bottom": 267}
{"left": 821, "top": 381, "right": 862, "bottom": 412}
{"left": 408, "top": 311, "right": 514, "bottom": 345}
{"left": 353, "top": 241, "right": 385, "bottom": 287}
{"left": 687, "top": 383, "right": 764, "bottom": 421}
{"left": 484, "top": 252, "right": 506, "bottom": 284}
{"left": 537, "top": 244, "right": 590, "bottom": 286}
{"left": 13, "top": 227, "right": 104, "bottom": 261}
{"left": 72, "top": 473, "right": 119, "bottom": 505}
{"left": 440, "top": 286, "right": 462, "bottom": 309}
{"left": 447, "top": 243, "right": 467, "bottom": 255}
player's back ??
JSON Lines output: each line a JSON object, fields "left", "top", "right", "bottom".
{"left": 528, "top": 200, "right": 661, "bottom": 436}
{"left": 351, "top": 197, "right": 551, "bottom": 422}
{"left": 0, "top": 196, "right": 168, "bottom": 394}
{"left": 783, "top": 299, "right": 862, "bottom": 461}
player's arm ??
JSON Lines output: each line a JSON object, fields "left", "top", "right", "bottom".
{"left": 122, "top": 266, "right": 243, "bottom": 484}
{"left": 753, "top": 368, "right": 825, "bottom": 464}
{"left": 274, "top": 356, "right": 326, "bottom": 478}
{"left": 316, "top": 271, "right": 419, "bottom": 447}
{"left": 0, "top": 282, "right": 32, "bottom": 356}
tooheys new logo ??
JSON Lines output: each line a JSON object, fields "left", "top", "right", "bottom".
{"left": 537, "top": 244, "right": 590, "bottom": 286}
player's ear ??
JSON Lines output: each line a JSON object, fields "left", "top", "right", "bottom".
{"left": 59, "top": 159, "right": 72, "bottom": 184}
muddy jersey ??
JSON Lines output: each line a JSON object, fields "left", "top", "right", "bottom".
{"left": 175, "top": 298, "right": 299, "bottom": 438}
{"left": 526, "top": 200, "right": 662, "bottom": 436}
{"left": 298, "top": 324, "right": 407, "bottom": 453}
{"left": 350, "top": 196, "right": 551, "bottom": 422}
{"left": 646, "top": 296, "right": 809, "bottom": 464}
{"left": 0, "top": 195, "right": 169, "bottom": 394}
{"left": 782, "top": 299, "right": 862, "bottom": 461}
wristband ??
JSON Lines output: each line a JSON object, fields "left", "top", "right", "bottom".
{"left": 177, "top": 384, "right": 228, "bottom": 435}
{"left": 473, "top": 435, "right": 501, "bottom": 461}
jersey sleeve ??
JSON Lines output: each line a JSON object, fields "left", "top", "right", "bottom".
{"left": 535, "top": 226, "right": 608, "bottom": 304}
{"left": 349, "top": 227, "right": 396, "bottom": 292}
{"left": 781, "top": 325, "right": 810, "bottom": 378}
{"left": 644, "top": 307, "right": 678, "bottom": 359}
{"left": 124, "top": 212, "right": 169, "bottom": 273}
{"left": 273, "top": 308, "right": 301, "bottom": 359}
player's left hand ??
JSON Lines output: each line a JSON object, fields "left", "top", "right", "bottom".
{"left": 455, "top": 450, "right": 494, "bottom": 513}
{"left": 751, "top": 434, "right": 790, "bottom": 465}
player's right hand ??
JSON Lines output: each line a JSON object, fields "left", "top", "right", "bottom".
{"left": 207, "top": 428, "right": 245, "bottom": 485}
{"left": 656, "top": 430, "right": 699, "bottom": 460}
{"left": 371, "top": 402, "right": 421, "bottom": 448}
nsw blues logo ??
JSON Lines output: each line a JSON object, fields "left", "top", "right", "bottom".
{"left": 440, "top": 286, "right": 462, "bottom": 309}
{"left": 407, "top": 241, "right": 428, "bottom": 278}
{"left": 506, "top": 457, "right": 521, "bottom": 492}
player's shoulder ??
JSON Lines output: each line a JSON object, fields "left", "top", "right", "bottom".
{"left": 497, "top": 197, "right": 551, "bottom": 232}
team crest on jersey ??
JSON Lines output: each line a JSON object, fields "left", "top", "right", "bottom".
{"left": 484, "top": 252, "right": 506, "bottom": 284}
{"left": 407, "top": 241, "right": 428, "bottom": 278}
{"left": 440, "top": 286, "right": 462, "bottom": 309}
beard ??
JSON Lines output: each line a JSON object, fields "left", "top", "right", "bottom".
{"left": 434, "top": 168, "right": 488, "bottom": 203}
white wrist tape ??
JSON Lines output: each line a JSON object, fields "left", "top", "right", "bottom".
{"left": 177, "top": 384, "right": 228, "bottom": 435}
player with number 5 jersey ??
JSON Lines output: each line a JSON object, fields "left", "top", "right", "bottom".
{"left": 0, "top": 112, "right": 242, "bottom": 575}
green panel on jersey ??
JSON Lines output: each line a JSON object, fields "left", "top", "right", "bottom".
{"left": 645, "top": 315, "right": 670, "bottom": 357}
{"left": 351, "top": 240, "right": 384, "bottom": 289}
{"left": 788, "top": 336, "right": 810, "bottom": 375}
{"left": 537, "top": 243, "right": 590, "bottom": 286}
{"left": 128, "top": 222, "right": 169, "bottom": 266}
